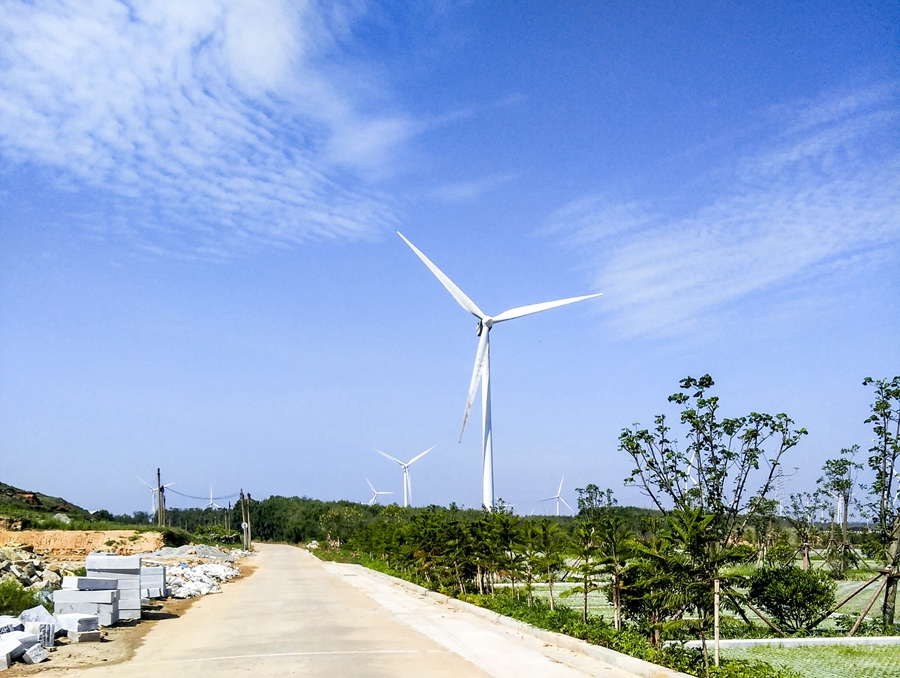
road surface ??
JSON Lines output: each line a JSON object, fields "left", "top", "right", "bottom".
{"left": 44, "top": 543, "right": 642, "bottom": 677}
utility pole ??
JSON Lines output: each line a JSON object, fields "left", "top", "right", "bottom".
{"left": 156, "top": 468, "right": 166, "bottom": 527}
{"left": 239, "top": 490, "right": 248, "bottom": 550}
{"left": 246, "top": 493, "right": 253, "bottom": 548}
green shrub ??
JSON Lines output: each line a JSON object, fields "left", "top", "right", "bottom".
{"left": 0, "top": 579, "right": 48, "bottom": 616}
{"left": 748, "top": 566, "right": 836, "bottom": 633}
{"left": 160, "top": 527, "right": 194, "bottom": 547}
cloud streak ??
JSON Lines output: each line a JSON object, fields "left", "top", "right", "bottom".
{"left": 550, "top": 86, "right": 900, "bottom": 338}
{"left": 0, "top": 0, "right": 410, "bottom": 257}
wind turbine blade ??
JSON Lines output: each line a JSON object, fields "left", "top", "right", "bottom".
{"left": 136, "top": 476, "right": 153, "bottom": 489}
{"left": 560, "top": 497, "right": 574, "bottom": 513}
{"left": 557, "top": 476, "right": 564, "bottom": 496}
{"left": 365, "top": 477, "right": 376, "bottom": 493}
{"left": 460, "top": 330, "right": 489, "bottom": 441}
{"left": 374, "top": 448, "right": 405, "bottom": 466}
{"left": 492, "top": 293, "right": 602, "bottom": 323}
{"left": 538, "top": 497, "right": 555, "bottom": 502}
{"left": 407, "top": 446, "right": 435, "bottom": 466}
{"left": 397, "top": 232, "right": 485, "bottom": 319}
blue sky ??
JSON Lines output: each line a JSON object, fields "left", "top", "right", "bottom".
{"left": 1, "top": 1, "right": 898, "bottom": 515}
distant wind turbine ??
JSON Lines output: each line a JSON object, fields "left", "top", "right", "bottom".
{"left": 137, "top": 475, "right": 174, "bottom": 523}
{"left": 398, "top": 232, "right": 601, "bottom": 509}
{"left": 539, "top": 476, "right": 574, "bottom": 516}
{"left": 365, "top": 477, "right": 394, "bottom": 506}
{"left": 203, "top": 487, "right": 221, "bottom": 510}
{"left": 374, "top": 446, "right": 435, "bottom": 507}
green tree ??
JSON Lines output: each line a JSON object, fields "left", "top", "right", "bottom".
{"left": 858, "top": 376, "right": 900, "bottom": 622}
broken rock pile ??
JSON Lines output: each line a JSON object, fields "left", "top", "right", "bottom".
{"left": 0, "top": 546, "right": 61, "bottom": 591}
{"left": 166, "top": 563, "right": 241, "bottom": 598}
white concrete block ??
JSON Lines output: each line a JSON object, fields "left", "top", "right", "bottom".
{"left": 0, "top": 638, "right": 21, "bottom": 669}
{"left": 62, "top": 576, "right": 118, "bottom": 590}
{"left": 118, "top": 589, "right": 141, "bottom": 604}
{"left": 56, "top": 603, "right": 120, "bottom": 630}
{"left": 67, "top": 630, "right": 102, "bottom": 643}
{"left": 22, "top": 644, "right": 48, "bottom": 664}
{"left": 54, "top": 614, "right": 99, "bottom": 633}
{"left": 22, "top": 622, "right": 54, "bottom": 648}
{"left": 54, "top": 589, "right": 118, "bottom": 604}
{"left": 85, "top": 554, "right": 142, "bottom": 570}
{"left": 0, "top": 632, "right": 37, "bottom": 659}
{"left": 118, "top": 609, "right": 141, "bottom": 621}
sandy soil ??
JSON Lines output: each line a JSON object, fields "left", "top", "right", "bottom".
{"left": 0, "top": 531, "right": 164, "bottom": 560}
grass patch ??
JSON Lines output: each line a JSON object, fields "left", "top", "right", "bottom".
{"left": 723, "top": 644, "right": 900, "bottom": 678}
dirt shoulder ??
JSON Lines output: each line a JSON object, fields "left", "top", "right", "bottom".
{"left": 5, "top": 556, "right": 255, "bottom": 675}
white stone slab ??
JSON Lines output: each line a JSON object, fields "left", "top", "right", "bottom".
{"left": 22, "top": 622, "right": 54, "bottom": 648}
{"left": 87, "top": 570, "right": 141, "bottom": 581}
{"left": 0, "top": 632, "right": 37, "bottom": 659}
{"left": 85, "top": 554, "right": 142, "bottom": 570}
{"left": 62, "top": 576, "right": 118, "bottom": 590}
{"left": 22, "top": 644, "right": 48, "bottom": 664}
{"left": 67, "top": 630, "right": 102, "bottom": 643}
{"left": 118, "top": 588, "right": 141, "bottom": 601}
{"left": 54, "top": 602, "right": 118, "bottom": 625}
{"left": 118, "top": 609, "right": 141, "bottom": 621}
{"left": 54, "top": 614, "right": 99, "bottom": 633}
{"left": 54, "top": 589, "right": 118, "bottom": 604}
{"left": 0, "top": 638, "right": 21, "bottom": 669}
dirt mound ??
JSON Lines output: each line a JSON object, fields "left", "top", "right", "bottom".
{"left": 0, "top": 530, "right": 165, "bottom": 560}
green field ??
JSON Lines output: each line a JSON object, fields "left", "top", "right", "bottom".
{"left": 722, "top": 644, "right": 900, "bottom": 678}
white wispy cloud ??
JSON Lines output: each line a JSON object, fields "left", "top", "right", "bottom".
{"left": 0, "top": 0, "right": 412, "bottom": 257}
{"left": 428, "top": 172, "right": 520, "bottom": 204}
{"left": 549, "top": 86, "right": 900, "bottom": 338}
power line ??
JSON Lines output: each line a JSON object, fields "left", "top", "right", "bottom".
{"left": 167, "top": 488, "right": 240, "bottom": 502}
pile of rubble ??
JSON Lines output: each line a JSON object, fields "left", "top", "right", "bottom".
{"left": 0, "top": 546, "right": 61, "bottom": 592}
{"left": 143, "top": 544, "right": 236, "bottom": 561}
{"left": 165, "top": 562, "right": 241, "bottom": 598}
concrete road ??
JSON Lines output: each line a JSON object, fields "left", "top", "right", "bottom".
{"left": 47, "top": 544, "right": 640, "bottom": 677}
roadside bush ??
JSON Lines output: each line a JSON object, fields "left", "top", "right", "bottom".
{"left": 0, "top": 578, "right": 48, "bottom": 616}
{"left": 748, "top": 566, "right": 836, "bottom": 633}
{"left": 159, "top": 527, "right": 194, "bottom": 547}
{"left": 463, "top": 592, "right": 799, "bottom": 678}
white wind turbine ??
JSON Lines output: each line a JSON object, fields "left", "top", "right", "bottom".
{"left": 137, "top": 475, "right": 174, "bottom": 523}
{"left": 203, "top": 487, "right": 221, "bottom": 510}
{"left": 398, "top": 232, "right": 602, "bottom": 509}
{"left": 374, "top": 446, "right": 435, "bottom": 507}
{"left": 539, "top": 476, "right": 574, "bottom": 516}
{"left": 365, "top": 477, "right": 394, "bottom": 506}
{"left": 137, "top": 477, "right": 158, "bottom": 523}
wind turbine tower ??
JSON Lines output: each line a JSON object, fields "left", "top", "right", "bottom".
{"left": 398, "top": 232, "right": 601, "bottom": 509}
{"left": 374, "top": 446, "right": 435, "bottom": 507}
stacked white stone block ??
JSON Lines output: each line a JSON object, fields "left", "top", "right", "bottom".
{"left": 53, "top": 577, "right": 119, "bottom": 627}
{"left": 85, "top": 554, "right": 142, "bottom": 621}
{"left": 140, "top": 565, "right": 168, "bottom": 598}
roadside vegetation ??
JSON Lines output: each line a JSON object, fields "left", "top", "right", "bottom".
{"left": 312, "top": 374, "right": 899, "bottom": 678}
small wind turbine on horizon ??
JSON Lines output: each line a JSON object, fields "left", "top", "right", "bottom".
{"left": 397, "top": 231, "right": 602, "bottom": 510}
{"left": 374, "top": 446, "right": 435, "bottom": 508}
{"left": 538, "top": 476, "right": 574, "bottom": 516}
{"left": 203, "top": 487, "right": 221, "bottom": 510}
{"left": 365, "top": 477, "right": 394, "bottom": 506}
{"left": 137, "top": 475, "right": 174, "bottom": 523}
